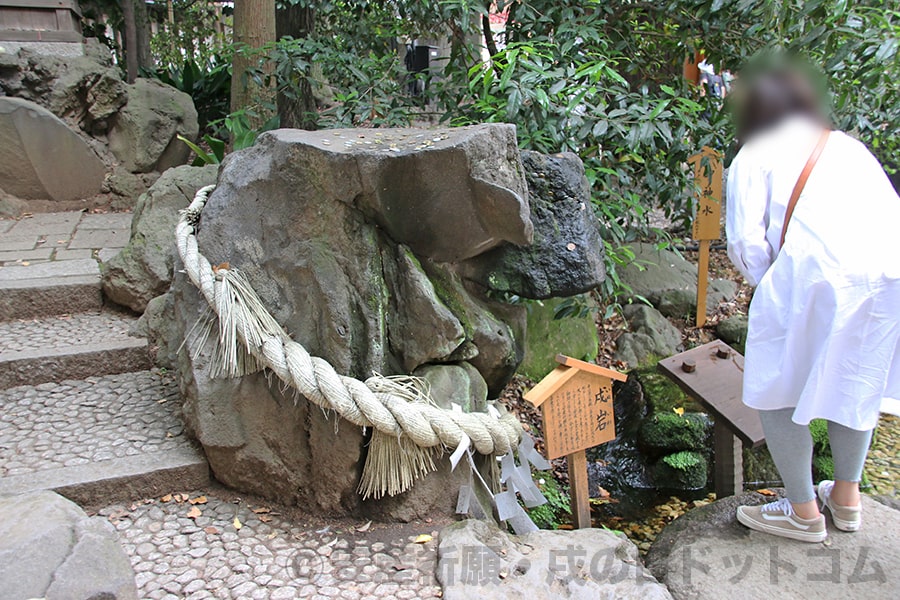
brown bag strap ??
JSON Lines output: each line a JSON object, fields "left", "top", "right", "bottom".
{"left": 780, "top": 129, "right": 831, "bottom": 248}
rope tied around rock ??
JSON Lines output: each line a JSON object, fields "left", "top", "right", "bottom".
{"left": 176, "top": 184, "right": 523, "bottom": 499}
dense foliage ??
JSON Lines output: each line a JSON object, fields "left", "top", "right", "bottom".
{"left": 100, "top": 1, "right": 900, "bottom": 300}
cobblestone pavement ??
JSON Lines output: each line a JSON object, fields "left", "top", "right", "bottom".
{"left": 100, "top": 491, "right": 443, "bottom": 600}
{"left": 0, "top": 370, "right": 189, "bottom": 477}
{"left": 0, "top": 310, "right": 137, "bottom": 353}
{"left": 0, "top": 211, "right": 131, "bottom": 266}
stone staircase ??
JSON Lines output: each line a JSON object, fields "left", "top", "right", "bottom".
{"left": 0, "top": 212, "right": 208, "bottom": 505}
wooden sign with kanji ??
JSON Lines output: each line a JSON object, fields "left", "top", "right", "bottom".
{"left": 524, "top": 354, "right": 627, "bottom": 528}
{"left": 688, "top": 146, "right": 724, "bottom": 327}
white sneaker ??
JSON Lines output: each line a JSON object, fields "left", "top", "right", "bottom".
{"left": 817, "top": 480, "right": 862, "bottom": 532}
{"left": 736, "top": 497, "right": 827, "bottom": 542}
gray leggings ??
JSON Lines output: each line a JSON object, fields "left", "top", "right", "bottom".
{"left": 758, "top": 408, "right": 874, "bottom": 504}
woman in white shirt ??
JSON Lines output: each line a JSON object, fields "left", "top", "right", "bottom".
{"left": 726, "top": 64, "right": 900, "bottom": 542}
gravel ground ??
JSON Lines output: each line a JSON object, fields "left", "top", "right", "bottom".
{"left": 0, "top": 370, "right": 189, "bottom": 476}
{"left": 99, "top": 490, "right": 443, "bottom": 600}
{"left": 0, "top": 310, "right": 137, "bottom": 354}
{"left": 866, "top": 414, "right": 900, "bottom": 498}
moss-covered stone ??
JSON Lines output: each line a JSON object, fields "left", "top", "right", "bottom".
{"left": 631, "top": 367, "right": 703, "bottom": 414}
{"left": 717, "top": 315, "right": 749, "bottom": 355}
{"left": 638, "top": 412, "right": 709, "bottom": 455}
{"left": 743, "top": 445, "right": 782, "bottom": 486}
{"left": 653, "top": 450, "right": 708, "bottom": 490}
{"left": 518, "top": 296, "right": 599, "bottom": 380}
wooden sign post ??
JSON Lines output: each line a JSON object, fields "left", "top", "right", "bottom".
{"left": 523, "top": 355, "right": 627, "bottom": 528}
{"left": 688, "top": 147, "right": 723, "bottom": 327}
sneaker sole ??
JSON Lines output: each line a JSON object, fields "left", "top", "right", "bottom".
{"left": 816, "top": 488, "right": 861, "bottom": 532}
{"left": 736, "top": 508, "right": 828, "bottom": 543}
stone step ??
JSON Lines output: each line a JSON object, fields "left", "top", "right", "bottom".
{"left": 0, "top": 258, "right": 103, "bottom": 320}
{"left": 0, "top": 311, "right": 152, "bottom": 389}
{"left": 0, "top": 370, "right": 209, "bottom": 505}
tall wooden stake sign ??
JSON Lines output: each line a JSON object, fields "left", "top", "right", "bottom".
{"left": 688, "top": 147, "right": 723, "bottom": 328}
{"left": 523, "top": 355, "right": 627, "bottom": 529}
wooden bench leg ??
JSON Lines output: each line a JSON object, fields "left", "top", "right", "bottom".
{"left": 714, "top": 420, "right": 743, "bottom": 498}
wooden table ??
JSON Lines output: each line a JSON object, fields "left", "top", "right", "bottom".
{"left": 658, "top": 341, "right": 765, "bottom": 497}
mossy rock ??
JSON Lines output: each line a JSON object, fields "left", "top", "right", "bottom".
{"left": 631, "top": 366, "right": 703, "bottom": 414}
{"left": 638, "top": 412, "right": 709, "bottom": 455}
{"left": 743, "top": 445, "right": 781, "bottom": 486}
{"left": 716, "top": 315, "right": 748, "bottom": 354}
{"left": 652, "top": 450, "right": 708, "bottom": 490}
{"left": 518, "top": 296, "right": 599, "bottom": 380}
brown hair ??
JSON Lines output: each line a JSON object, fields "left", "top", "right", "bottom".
{"left": 732, "top": 60, "right": 830, "bottom": 149}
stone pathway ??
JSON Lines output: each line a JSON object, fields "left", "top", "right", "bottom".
{"left": 0, "top": 211, "right": 131, "bottom": 266}
{"left": 0, "top": 310, "right": 135, "bottom": 353}
{"left": 99, "top": 490, "right": 444, "bottom": 600}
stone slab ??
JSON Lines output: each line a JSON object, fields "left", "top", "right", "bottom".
{"left": 54, "top": 248, "right": 94, "bottom": 261}
{"left": 0, "top": 274, "right": 101, "bottom": 319}
{"left": 0, "top": 220, "right": 13, "bottom": 234}
{"left": 69, "top": 227, "right": 130, "bottom": 249}
{"left": 0, "top": 234, "right": 39, "bottom": 252}
{"left": 0, "top": 257, "right": 98, "bottom": 281}
{"left": 79, "top": 213, "right": 133, "bottom": 230}
{"left": 0, "top": 446, "right": 209, "bottom": 511}
{"left": 0, "top": 338, "right": 151, "bottom": 389}
{"left": 0, "top": 247, "right": 53, "bottom": 263}
{"left": 646, "top": 491, "right": 900, "bottom": 600}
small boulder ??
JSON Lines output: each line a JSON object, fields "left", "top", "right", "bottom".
{"left": 0, "top": 97, "right": 105, "bottom": 201}
{"left": 716, "top": 314, "right": 748, "bottom": 354}
{"left": 0, "top": 491, "right": 137, "bottom": 600}
{"left": 102, "top": 164, "right": 218, "bottom": 312}
{"left": 639, "top": 412, "right": 709, "bottom": 456}
{"left": 613, "top": 304, "right": 682, "bottom": 368}
{"left": 619, "top": 242, "right": 736, "bottom": 316}
{"left": 413, "top": 362, "right": 488, "bottom": 412}
{"left": 651, "top": 450, "right": 708, "bottom": 490}
{"left": 437, "top": 519, "right": 673, "bottom": 599}
{"left": 108, "top": 78, "right": 199, "bottom": 173}
{"left": 647, "top": 491, "right": 900, "bottom": 600}
{"left": 460, "top": 150, "right": 606, "bottom": 298}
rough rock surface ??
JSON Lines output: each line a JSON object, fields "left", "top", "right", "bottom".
{"left": 619, "top": 242, "right": 736, "bottom": 317}
{"left": 109, "top": 78, "right": 199, "bottom": 173}
{"left": 170, "top": 125, "right": 582, "bottom": 518}
{"left": 0, "top": 97, "right": 106, "bottom": 201}
{"left": 614, "top": 304, "right": 683, "bottom": 368}
{"left": 0, "top": 490, "right": 138, "bottom": 600}
{"left": 0, "top": 50, "right": 127, "bottom": 134}
{"left": 437, "top": 519, "right": 673, "bottom": 599}
{"left": 646, "top": 490, "right": 900, "bottom": 600}
{"left": 519, "top": 295, "right": 599, "bottom": 380}
{"left": 717, "top": 314, "right": 748, "bottom": 353}
{"left": 460, "top": 150, "right": 606, "bottom": 298}
{"left": 102, "top": 164, "right": 219, "bottom": 312}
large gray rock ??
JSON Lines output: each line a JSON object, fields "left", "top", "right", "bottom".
{"left": 102, "top": 164, "right": 219, "bottom": 312}
{"left": 108, "top": 78, "right": 199, "bottom": 173}
{"left": 171, "top": 125, "right": 550, "bottom": 518}
{"left": 460, "top": 150, "right": 606, "bottom": 298}
{"left": 437, "top": 519, "right": 673, "bottom": 599}
{"left": 646, "top": 490, "right": 900, "bottom": 600}
{"left": 716, "top": 314, "right": 748, "bottom": 354}
{"left": 0, "top": 97, "right": 106, "bottom": 201}
{"left": 620, "top": 242, "right": 736, "bottom": 317}
{"left": 0, "top": 490, "right": 137, "bottom": 600}
{"left": 0, "top": 50, "right": 127, "bottom": 134}
{"left": 614, "top": 304, "right": 683, "bottom": 368}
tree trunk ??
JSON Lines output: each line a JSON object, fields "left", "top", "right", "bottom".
{"left": 231, "top": 0, "right": 277, "bottom": 127}
{"left": 121, "top": 0, "right": 138, "bottom": 83}
{"left": 275, "top": 3, "right": 317, "bottom": 130}
{"left": 134, "top": 0, "right": 154, "bottom": 72}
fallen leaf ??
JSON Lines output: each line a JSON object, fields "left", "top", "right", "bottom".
{"left": 160, "top": 494, "right": 172, "bottom": 502}
{"left": 252, "top": 507, "right": 270, "bottom": 514}
{"left": 356, "top": 520, "right": 372, "bottom": 532}
{"left": 189, "top": 496, "right": 208, "bottom": 505}
{"left": 259, "top": 515, "right": 272, "bottom": 523}
{"left": 21, "top": 261, "right": 29, "bottom": 266}
{"left": 597, "top": 487, "right": 611, "bottom": 499}
{"left": 174, "top": 493, "right": 188, "bottom": 503}
{"left": 757, "top": 489, "right": 777, "bottom": 497}
{"left": 204, "top": 526, "right": 219, "bottom": 535}
{"left": 233, "top": 517, "right": 242, "bottom": 530}
{"left": 187, "top": 506, "right": 202, "bottom": 519}
{"left": 673, "top": 407, "right": 685, "bottom": 416}
{"left": 414, "top": 534, "right": 433, "bottom": 544}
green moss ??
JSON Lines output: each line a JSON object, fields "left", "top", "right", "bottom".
{"left": 518, "top": 296, "right": 599, "bottom": 380}
{"left": 632, "top": 367, "right": 703, "bottom": 414}
{"left": 524, "top": 471, "right": 572, "bottom": 529}
{"left": 813, "top": 454, "right": 835, "bottom": 481}
{"left": 638, "top": 412, "right": 708, "bottom": 455}
{"left": 653, "top": 450, "right": 708, "bottom": 490}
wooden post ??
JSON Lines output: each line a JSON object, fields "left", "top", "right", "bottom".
{"left": 713, "top": 420, "right": 743, "bottom": 498}
{"left": 696, "top": 239, "right": 710, "bottom": 327}
{"left": 567, "top": 450, "right": 592, "bottom": 528}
